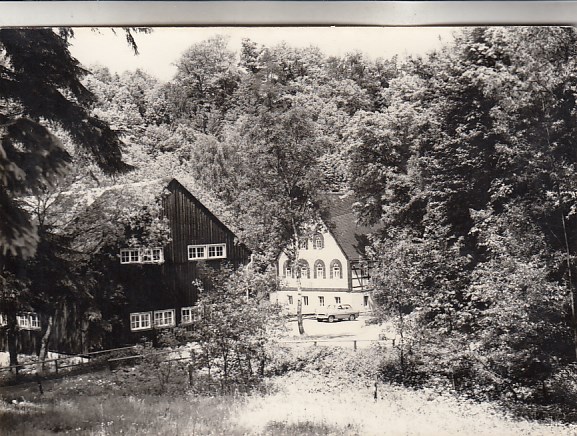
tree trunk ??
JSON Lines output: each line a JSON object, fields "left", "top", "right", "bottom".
{"left": 39, "top": 315, "right": 53, "bottom": 362}
{"left": 560, "top": 206, "right": 577, "bottom": 361}
{"left": 6, "top": 312, "right": 18, "bottom": 368}
{"left": 297, "top": 294, "right": 305, "bottom": 335}
{"left": 291, "top": 221, "right": 305, "bottom": 335}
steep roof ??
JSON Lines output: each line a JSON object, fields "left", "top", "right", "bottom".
{"left": 319, "top": 192, "right": 381, "bottom": 261}
{"left": 22, "top": 177, "right": 239, "bottom": 237}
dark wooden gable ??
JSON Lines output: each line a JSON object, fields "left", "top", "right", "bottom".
{"left": 162, "top": 179, "right": 249, "bottom": 265}
{"left": 105, "top": 178, "right": 251, "bottom": 346}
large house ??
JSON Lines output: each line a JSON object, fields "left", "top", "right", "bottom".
{"left": 113, "top": 178, "right": 251, "bottom": 344}
{"left": 271, "top": 193, "right": 379, "bottom": 315}
{"left": 2, "top": 178, "right": 251, "bottom": 354}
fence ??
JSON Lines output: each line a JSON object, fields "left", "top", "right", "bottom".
{"left": 0, "top": 338, "right": 394, "bottom": 385}
{"left": 279, "top": 338, "right": 394, "bottom": 350}
{"left": 0, "top": 345, "right": 138, "bottom": 378}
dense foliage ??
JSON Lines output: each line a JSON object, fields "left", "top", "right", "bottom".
{"left": 2, "top": 26, "right": 577, "bottom": 417}
{"left": 347, "top": 28, "right": 577, "bottom": 411}
{"left": 0, "top": 28, "right": 146, "bottom": 366}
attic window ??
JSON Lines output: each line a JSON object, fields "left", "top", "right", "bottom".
{"left": 208, "top": 244, "right": 226, "bottom": 259}
{"left": 120, "top": 248, "right": 164, "bottom": 264}
{"left": 313, "top": 234, "right": 324, "bottom": 249}
{"left": 188, "top": 245, "right": 206, "bottom": 259}
{"left": 188, "top": 244, "right": 226, "bottom": 260}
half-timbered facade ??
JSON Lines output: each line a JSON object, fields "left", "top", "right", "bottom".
{"left": 271, "top": 193, "right": 377, "bottom": 315}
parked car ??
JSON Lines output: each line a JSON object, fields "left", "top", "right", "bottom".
{"left": 316, "top": 304, "right": 359, "bottom": 322}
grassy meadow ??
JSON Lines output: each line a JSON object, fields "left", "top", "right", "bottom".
{"left": 1, "top": 346, "right": 576, "bottom": 435}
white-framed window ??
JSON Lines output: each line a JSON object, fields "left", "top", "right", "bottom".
{"left": 188, "top": 243, "right": 227, "bottom": 260}
{"left": 0, "top": 313, "right": 7, "bottom": 326}
{"left": 120, "top": 248, "right": 164, "bottom": 264}
{"left": 314, "top": 260, "right": 325, "bottom": 279}
{"left": 130, "top": 312, "right": 152, "bottom": 331}
{"left": 154, "top": 309, "right": 175, "bottom": 328}
{"left": 288, "top": 295, "right": 293, "bottom": 305}
{"left": 181, "top": 306, "right": 201, "bottom": 324}
{"left": 313, "top": 234, "right": 324, "bottom": 249}
{"left": 121, "top": 248, "right": 140, "bottom": 264}
{"left": 181, "top": 307, "right": 194, "bottom": 324}
{"left": 141, "top": 248, "right": 164, "bottom": 263}
{"left": 335, "top": 296, "right": 341, "bottom": 304}
{"left": 16, "top": 313, "right": 41, "bottom": 330}
{"left": 188, "top": 245, "right": 207, "bottom": 260}
{"left": 207, "top": 244, "right": 226, "bottom": 259}
{"left": 29, "top": 313, "right": 40, "bottom": 329}
{"left": 303, "top": 296, "right": 309, "bottom": 306}
{"left": 330, "top": 259, "right": 343, "bottom": 279}
{"left": 296, "top": 260, "right": 309, "bottom": 279}
{"left": 319, "top": 296, "right": 325, "bottom": 306}
{"left": 16, "top": 315, "right": 29, "bottom": 329}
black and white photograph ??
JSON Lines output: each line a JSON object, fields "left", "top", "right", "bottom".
{"left": 1, "top": 5, "right": 577, "bottom": 434}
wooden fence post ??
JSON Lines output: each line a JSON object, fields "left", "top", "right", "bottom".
{"left": 54, "top": 359, "right": 58, "bottom": 374}
{"left": 354, "top": 340, "right": 357, "bottom": 351}
{"left": 36, "top": 373, "right": 44, "bottom": 395}
{"left": 188, "top": 363, "right": 194, "bottom": 387}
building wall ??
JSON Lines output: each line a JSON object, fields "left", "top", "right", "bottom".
{"left": 277, "top": 229, "right": 349, "bottom": 291}
{"left": 270, "top": 290, "right": 372, "bottom": 315}
{"left": 116, "top": 180, "right": 250, "bottom": 345}
{"left": 274, "top": 229, "right": 372, "bottom": 314}
{"left": 1, "top": 180, "right": 251, "bottom": 355}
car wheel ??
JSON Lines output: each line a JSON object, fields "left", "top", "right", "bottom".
{"left": 349, "top": 314, "right": 356, "bottom": 321}
{"left": 317, "top": 319, "right": 322, "bottom": 322}
{"left": 328, "top": 315, "right": 335, "bottom": 323}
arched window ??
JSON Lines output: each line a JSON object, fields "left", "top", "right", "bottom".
{"left": 313, "top": 233, "right": 324, "bottom": 249}
{"left": 296, "top": 260, "right": 310, "bottom": 279}
{"left": 283, "top": 260, "right": 292, "bottom": 278}
{"left": 314, "top": 260, "right": 326, "bottom": 279}
{"left": 330, "top": 259, "right": 343, "bottom": 279}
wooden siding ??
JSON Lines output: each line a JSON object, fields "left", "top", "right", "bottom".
{"left": 3, "top": 179, "right": 251, "bottom": 354}
{"left": 116, "top": 180, "right": 251, "bottom": 345}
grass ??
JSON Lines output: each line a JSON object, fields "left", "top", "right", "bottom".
{"left": 1, "top": 347, "right": 576, "bottom": 435}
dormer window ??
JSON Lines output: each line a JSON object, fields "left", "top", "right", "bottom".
{"left": 120, "top": 248, "right": 164, "bottom": 264}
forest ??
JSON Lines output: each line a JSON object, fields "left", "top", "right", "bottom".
{"left": 1, "top": 26, "right": 577, "bottom": 417}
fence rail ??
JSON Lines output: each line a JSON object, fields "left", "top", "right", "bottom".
{"left": 0, "top": 345, "right": 138, "bottom": 376}
{"left": 0, "top": 338, "right": 392, "bottom": 381}
{"left": 279, "top": 338, "right": 393, "bottom": 350}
